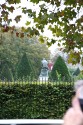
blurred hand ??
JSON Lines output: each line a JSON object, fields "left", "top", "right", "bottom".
{"left": 63, "top": 95, "right": 83, "bottom": 125}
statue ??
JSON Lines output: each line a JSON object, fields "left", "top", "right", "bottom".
{"left": 39, "top": 58, "right": 49, "bottom": 81}
{"left": 41, "top": 58, "right": 48, "bottom": 69}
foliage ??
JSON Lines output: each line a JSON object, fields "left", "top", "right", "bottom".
{"left": 74, "top": 70, "right": 83, "bottom": 81}
{"left": 73, "top": 67, "right": 80, "bottom": 76}
{"left": 17, "top": 53, "right": 33, "bottom": 79}
{"left": 56, "top": 70, "right": 61, "bottom": 81}
{"left": 68, "top": 67, "right": 76, "bottom": 76}
{"left": 0, "top": 31, "right": 50, "bottom": 79}
{"left": 68, "top": 67, "right": 75, "bottom": 81}
{"left": 0, "top": 63, "right": 14, "bottom": 81}
{"left": 0, "top": 0, "right": 83, "bottom": 65}
{"left": 0, "top": 0, "right": 83, "bottom": 64}
{"left": 51, "top": 56, "right": 71, "bottom": 81}
{"left": 0, "top": 82, "right": 74, "bottom": 119}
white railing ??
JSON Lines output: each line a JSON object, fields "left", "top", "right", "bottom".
{"left": 0, "top": 119, "right": 63, "bottom": 125}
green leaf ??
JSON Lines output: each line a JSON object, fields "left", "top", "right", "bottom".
{"left": 47, "top": 42, "right": 51, "bottom": 47}
{"left": 51, "top": 39, "right": 55, "bottom": 44}
{"left": 68, "top": 51, "right": 80, "bottom": 64}
{"left": 64, "top": 0, "right": 76, "bottom": 6}
{"left": 22, "top": 7, "right": 28, "bottom": 14}
{"left": 7, "top": 0, "right": 20, "bottom": 4}
{"left": 7, "top": 19, "right": 12, "bottom": 24}
{"left": 14, "top": 15, "right": 21, "bottom": 23}
{"left": 7, "top": 6, "right": 15, "bottom": 13}
{"left": 38, "top": 36, "right": 44, "bottom": 43}
{"left": 30, "top": 0, "right": 39, "bottom": 3}
{"left": 25, "top": 21, "right": 31, "bottom": 26}
{"left": 15, "top": 0, "right": 20, "bottom": 4}
{"left": 39, "top": 4, "right": 45, "bottom": 8}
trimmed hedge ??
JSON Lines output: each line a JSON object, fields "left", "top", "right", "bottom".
{"left": 0, "top": 83, "right": 74, "bottom": 119}
{"left": 17, "top": 53, "right": 32, "bottom": 79}
{"left": 51, "top": 56, "right": 70, "bottom": 81}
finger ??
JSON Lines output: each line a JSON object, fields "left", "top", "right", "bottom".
{"left": 72, "top": 95, "right": 82, "bottom": 112}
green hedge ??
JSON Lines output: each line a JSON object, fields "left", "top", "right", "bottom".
{"left": 0, "top": 83, "right": 74, "bottom": 119}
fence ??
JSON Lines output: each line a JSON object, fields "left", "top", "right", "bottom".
{"left": 0, "top": 79, "right": 74, "bottom": 119}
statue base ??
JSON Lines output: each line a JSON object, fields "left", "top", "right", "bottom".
{"left": 39, "top": 76, "right": 49, "bottom": 81}
{"left": 39, "top": 67, "right": 49, "bottom": 81}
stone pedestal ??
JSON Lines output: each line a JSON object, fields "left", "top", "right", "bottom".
{"left": 39, "top": 76, "right": 48, "bottom": 81}
{"left": 39, "top": 68, "right": 49, "bottom": 81}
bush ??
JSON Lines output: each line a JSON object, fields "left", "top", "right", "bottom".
{"left": 0, "top": 82, "right": 74, "bottom": 119}
{"left": 17, "top": 53, "right": 32, "bottom": 79}
{"left": 68, "top": 68, "right": 75, "bottom": 76}
{"left": 51, "top": 56, "right": 71, "bottom": 81}
{"left": 73, "top": 67, "right": 80, "bottom": 76}
{"left": 74, "top": 70, "right": 83, "bottom": 81}
{"left": 0, "top": 64, "right": 14, "bottom": 81}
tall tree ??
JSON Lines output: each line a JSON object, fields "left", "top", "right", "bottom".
{"left": 0, "top": 63, "right": 13, "bottom": 82}
{"left": 51, "top": 56, "right": 70, "bottom": 81}
{"left": 0, "top": 0, "right": 83, "bottom": 65}
{"left": 0, "top": 31, "right": 50, "bottom": 78}
{"left": 17, "top": 53, "right": 33, "bottom": 79}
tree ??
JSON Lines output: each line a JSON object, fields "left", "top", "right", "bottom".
{"left": 51, "top": 56, "right": 70, "bottom": 81}
{"left": 0, "top": 31, "right": 50, "bottom": 78}
{"left": 17, "top": 53, "right": 33, "bottom": 79}
{"left": 0, "top": 63, "right": 13, "bottom": 81}
{"left": 73, "top": 67, "right": 80, "bottom": 76}
{"left": 0, "top": 0, "right": 82, "bottom": 65}
{"left": 75, "top": 70, "right": 83, "bottom": 80}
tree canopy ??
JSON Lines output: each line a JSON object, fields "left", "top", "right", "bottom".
{"left": 0, "top": 0, "right": 83, "bottom": 65}
{"left": 0, "top": 31, "right": 50, "bottom": 79}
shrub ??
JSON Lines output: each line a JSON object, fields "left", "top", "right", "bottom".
{"left": 73, "top": 67, "right": 80, "bottom": 76}
{"left": 0, "top": 63, "right": 13, "bottom": 81}
{"left": 51, "top": 56, "right": 71, "bottom": 81}
{"left": 17, "top": 53, "right": 32, "bottom": 79}
{"left": 74, "top": 70, "right": 83, "bottom": 81}
{"left": 0, "top": 82, "right": 74, "bottom": 119}
{"left": 68, "top": 67, "right": 75, "bottom": 76}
